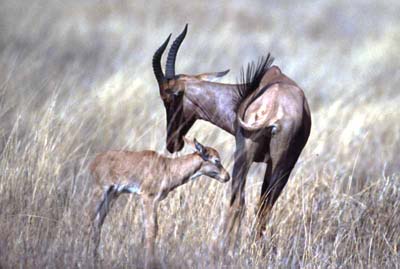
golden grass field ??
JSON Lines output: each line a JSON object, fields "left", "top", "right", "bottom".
{"left": 1, "top": 0, "right": 399, "bottom": 268}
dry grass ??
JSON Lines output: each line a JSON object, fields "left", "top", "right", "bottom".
{"left": 1, "top": 0, "right": 399, "bottom": 268}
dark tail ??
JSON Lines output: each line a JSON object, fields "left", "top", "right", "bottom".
{"left": 236, "top": 53, "right": 274, "bottom": 103}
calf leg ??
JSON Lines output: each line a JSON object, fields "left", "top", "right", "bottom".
{"left": 142, "top": 198, "right": 159, "bottom": 269}
{"left": 91, "top": 186, "right": 118, "bottom": 260}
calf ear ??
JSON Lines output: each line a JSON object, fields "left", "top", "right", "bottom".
{"left": 196, "top": 69, "right": 230, "bottom": 82}
{"left": 184, "top": 137, "right": 208, "bottom": 160}
{"left": 193, "top": 138, "right": 204, "bottom": 154}
{"left": 194, "top": 139, "right": 210, "bottom": 160}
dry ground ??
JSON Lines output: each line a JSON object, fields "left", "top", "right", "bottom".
{"left": 0, "top": 0, "right": 399, "bottom": 268}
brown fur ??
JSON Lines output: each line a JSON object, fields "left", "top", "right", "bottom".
{"left": 152, "top": 25, "right": 311, "bottom": 251}
{"left": 88, "top": 139, "right": 229, "bottom": 268}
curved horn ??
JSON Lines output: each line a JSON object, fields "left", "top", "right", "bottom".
{"left": 152, "top": 34, "right": 171, "bottom": 87}
{"left": 165, "top": 24, "right": 188, "bottom": 79}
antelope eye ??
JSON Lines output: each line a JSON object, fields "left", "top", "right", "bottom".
{"left": 212, "top": 158, "right": 221, "bottom": 165}
{"left": 174, "top": 90, "right": 185, "bottom": 97}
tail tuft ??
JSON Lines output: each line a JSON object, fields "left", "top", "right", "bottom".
{"left": 236, "top": 53, "right": 274, "bottom": 103}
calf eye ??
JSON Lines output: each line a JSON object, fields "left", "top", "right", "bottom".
{"left": 212, "top": 159, "right": 221, "bottom": 166}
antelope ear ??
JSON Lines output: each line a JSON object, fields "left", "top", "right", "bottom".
{"left": 164, "top": 88, "right": 183, "bottom": 96}
{"left": 184, "top": 137, "right": 207, "bottom": 157}
{"left": 196, "top": 69, "right": 230, "bottom": 82}
{"left": 193, "top": 138, "right": 209, "bottom": 160}
{"left": 164, "top": 80, "right": 185, "bottom": 96}
{"left": 193, "top": 138, "right": 204, "bottom": 154}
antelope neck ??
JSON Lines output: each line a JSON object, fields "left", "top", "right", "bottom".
{"left": 166, "top": 153, "right": 203, "bottom": 187}
{"left": 184, "top": 81, "right": 242, "bottom": 135}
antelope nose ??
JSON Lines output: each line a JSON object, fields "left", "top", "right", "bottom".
{"left": 222, "top": 171, "right": 230, "bottom": 182}
{"left": 166, "top": 143, "right": 175, "bottom": 153}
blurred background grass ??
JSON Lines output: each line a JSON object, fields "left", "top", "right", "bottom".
{"left": 0, "top": 0, "right": 399, "bottom": 268}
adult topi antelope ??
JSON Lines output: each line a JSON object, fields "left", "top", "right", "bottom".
{"left": 88, "top": 138, "right": 230, "bottom": 268}
{"left": 152, "top": 24, "right": 311, "bottom": 249}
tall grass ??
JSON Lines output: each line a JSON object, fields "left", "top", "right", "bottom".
{"left": 0, "top": 0, "right": 399, "bottom": 268}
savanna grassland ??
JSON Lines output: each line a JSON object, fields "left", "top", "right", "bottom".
{"left": 0, "top": 0, "right": 399, "bottom": 268}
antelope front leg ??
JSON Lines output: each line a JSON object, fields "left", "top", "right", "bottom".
{"left": 215, "top": 147, "right": 254, "bottom": 254}
{"left": 220, "top": 161, "right": 248, "bottom": 253}
{"left": 214, "top": 134, "right": 257, "bottom": 255}
{"left": 142, "top": 197, "right": 159, "bottom": 269}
